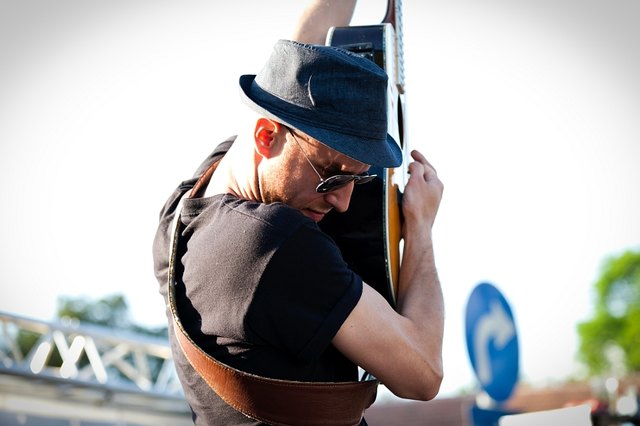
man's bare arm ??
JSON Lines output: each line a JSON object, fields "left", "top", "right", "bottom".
{"left": 333, "top": 150, "right": 445, "bottom": 400}
{"left": 291, "top": 0, "right": 357, "bottom": 44}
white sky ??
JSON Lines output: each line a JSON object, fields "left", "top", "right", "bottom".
{"left": 1, "top": 0, "right": 639, "bottom": 398}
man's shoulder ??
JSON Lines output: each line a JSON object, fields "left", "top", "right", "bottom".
{"left": 221, "top": 196, "right": 314, "bottom": 234}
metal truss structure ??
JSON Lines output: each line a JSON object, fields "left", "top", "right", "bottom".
{"left": 0, "top": 311, "right": 191, "bottom": 425}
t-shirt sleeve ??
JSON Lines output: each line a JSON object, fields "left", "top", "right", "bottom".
{"left": 247, "top": 223, "right": 363, "bottom": 362}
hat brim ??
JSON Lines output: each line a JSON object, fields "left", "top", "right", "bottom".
{"left": 239, "top": 74, "right": 403, "bottom": 168}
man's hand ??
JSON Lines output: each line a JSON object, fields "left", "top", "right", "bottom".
{"left": 402, "top": 149, "right": 444, "bottom": 237}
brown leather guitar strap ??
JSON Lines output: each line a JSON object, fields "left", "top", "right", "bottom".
{"left": 167, "top": 162, "right": 379, "bottom": 426}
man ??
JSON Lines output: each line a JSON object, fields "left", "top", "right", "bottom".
{"left": 153, "top": 3, "right": 444, "bottom": 425}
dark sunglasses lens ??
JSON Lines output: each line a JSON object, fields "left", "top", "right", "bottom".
{"left": 317, "top": 175, "right": 352, "bottom": 193}
{"left": 316, "top": 174, "right": 377, "bottom": 193}
{"left": 354, "top": 175, "right": 377, "bottom": 185}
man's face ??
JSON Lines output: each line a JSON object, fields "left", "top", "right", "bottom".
{"left": 261, "top": 129, "right": 370, "bottom": 223}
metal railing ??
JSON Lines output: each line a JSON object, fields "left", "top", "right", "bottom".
{"left": 0, "top": 310, "right": 189, "bottom": 424}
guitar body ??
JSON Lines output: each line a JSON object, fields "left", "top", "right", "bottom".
{"left": 319, "top": 165, "right": 400, "bottom": 307}
{"left": 320, "top": 3, "right": 407, "bottom": 308}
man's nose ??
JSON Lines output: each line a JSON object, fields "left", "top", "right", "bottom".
{"left": 323, "top": 183, "right": 354, "bottom": 213}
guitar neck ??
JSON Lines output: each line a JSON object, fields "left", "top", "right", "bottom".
{"left": 321, "top": 0, "right": 408, "bottom": 308}
{"left": 382, "top": 0, "right": 404, "bottom": 93}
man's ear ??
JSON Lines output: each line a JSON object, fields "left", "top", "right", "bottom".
{"left": 254, "top": 118, "right": 282, "bottom": 157}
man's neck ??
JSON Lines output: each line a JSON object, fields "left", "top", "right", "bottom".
{"left": 204, "top": 136, "right": 260, "bottom": 201}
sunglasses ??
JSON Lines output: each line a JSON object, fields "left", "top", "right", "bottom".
{"left": 287, "top": 128, "right": 377, "bottom": 193}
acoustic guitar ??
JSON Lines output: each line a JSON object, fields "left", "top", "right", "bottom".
{"left": 319, "top": 0, "right": 408, "bottom": 308}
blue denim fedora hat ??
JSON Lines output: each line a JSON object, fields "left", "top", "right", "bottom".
{"left": 239, "top": 40, "right": 402, "bottom": 168}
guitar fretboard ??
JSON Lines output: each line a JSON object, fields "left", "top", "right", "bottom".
{"left": 383, "top": 0, "right": 404, "bottom": 92}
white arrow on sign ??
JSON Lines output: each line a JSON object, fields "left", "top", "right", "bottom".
{"left": 473, "top": 300, "right": 515, "bottom": 385}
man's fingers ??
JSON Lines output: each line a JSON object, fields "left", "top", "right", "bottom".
{"left": 409, "top": 149, "right": 437, "bottom": 180}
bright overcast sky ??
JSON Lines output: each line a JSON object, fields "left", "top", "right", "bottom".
{"left": 1, "top": 0, "right": 639, "bottom": 398}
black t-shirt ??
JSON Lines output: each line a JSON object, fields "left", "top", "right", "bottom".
{"left": 153, "top": 139, "right": 364, "bottom": 425}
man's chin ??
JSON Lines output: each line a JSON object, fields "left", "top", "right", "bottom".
{"left": 302, "top": 209, "right": 326, "bottom": 222}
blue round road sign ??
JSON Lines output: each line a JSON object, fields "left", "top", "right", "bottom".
{"left": 465, "top": 282, "right": 519, "bottom": 402}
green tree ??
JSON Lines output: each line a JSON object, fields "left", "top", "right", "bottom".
{"left": 577, "top": 249, "right": 640, "bottom": 376}
{"left": 57, "top": 293, "right": 167, "bottom": 338}
{"left": 58, "top": 293, "right": 131, "bottom": 329}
